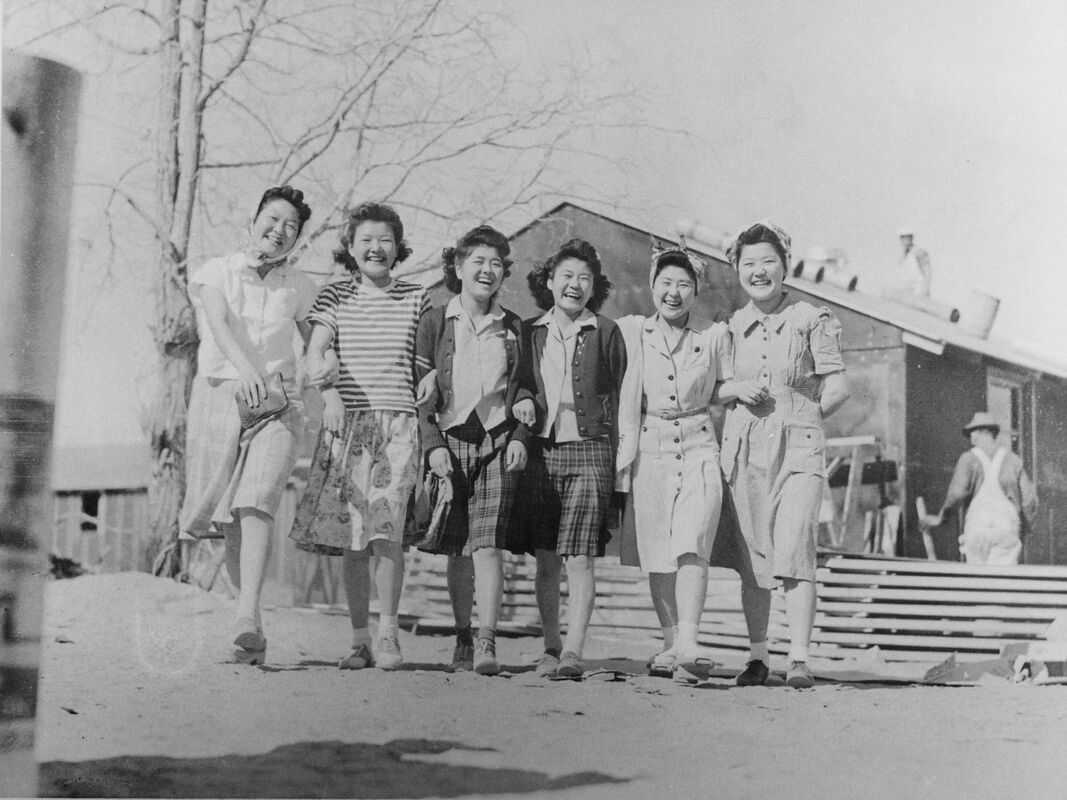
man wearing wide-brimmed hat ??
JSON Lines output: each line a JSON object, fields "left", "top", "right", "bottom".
{"left": 921, "top": 411, "right": 1038, "bottom": 564}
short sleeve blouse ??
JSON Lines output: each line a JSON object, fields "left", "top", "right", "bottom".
{"left": 189, "top": 252, "right": 319, "bottom": 380}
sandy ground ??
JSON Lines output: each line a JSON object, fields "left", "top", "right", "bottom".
{"left": 31, "top": 573, "right": 1067, "bottom": 799}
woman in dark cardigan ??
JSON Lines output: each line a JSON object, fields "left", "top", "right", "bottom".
{"left": 511, "top": 238, "right": 626, "bottom": 679}
{"left": 414, "top": 225, "right": 532, "bottom": 676}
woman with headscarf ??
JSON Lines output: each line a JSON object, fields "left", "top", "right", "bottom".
{"left": 715, "top": 221, "right": 850, "bottom": 689}
{"left": 615, "top": 240, "right": 753, "bottom": 680}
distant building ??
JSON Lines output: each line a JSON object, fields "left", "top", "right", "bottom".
{"left": 410, "top": 202, "right": 1067, "bottom": 565}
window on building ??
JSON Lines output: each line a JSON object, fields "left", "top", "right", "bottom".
{"left": 80, "top": 491, "right": 100, "bottom": 532}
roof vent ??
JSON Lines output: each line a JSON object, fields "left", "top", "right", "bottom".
{"left": 957, "top": 290, "right": 999, "bottom": 339}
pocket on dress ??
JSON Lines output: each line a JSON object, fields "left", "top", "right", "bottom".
{"left": 784, "top": 424, "right": 825, "bottom": 476}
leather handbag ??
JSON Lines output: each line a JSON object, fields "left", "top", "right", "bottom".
{"left": 235, "top": 372, "right": 289, "bottom": 429}
{"left": 403, "top": 472, "right": 453, "bottom": 550}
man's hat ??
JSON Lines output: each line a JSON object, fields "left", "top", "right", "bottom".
{"left": 962, "top": 411, "right": 1000, "bottom": 437}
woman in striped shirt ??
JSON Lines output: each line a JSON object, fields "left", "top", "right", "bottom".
{"left": 290, "top": 202, "right": 431, "bottom": 671}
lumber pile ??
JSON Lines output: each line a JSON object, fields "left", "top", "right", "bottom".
{"left": 811, "top": 554, "right": 1067, "bottom": 661}
{"left": 403, "top": 552, "right": 1067, "bottom": 664}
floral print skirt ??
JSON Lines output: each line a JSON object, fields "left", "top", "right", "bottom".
{"left": 289, "top": 409, "right": 420, "bottom": 555}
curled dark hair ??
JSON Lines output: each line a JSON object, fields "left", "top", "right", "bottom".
{"left": 732, "top": 223, "right": 788, "bottom": 269}
{"left": 255, "top": 186, "right": 311, "bottom": 236}
{"left": 526, "top": 238, "right": 612, "bottom": 313}
{"left": 332, "top": 201, "right": 412, "bottom": 273}
{"left": 441, "top": 225, "right": 513, "bottom": 294}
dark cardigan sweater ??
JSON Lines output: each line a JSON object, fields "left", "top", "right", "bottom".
{"left": 519, "top": 311, "right": 627, "bottom": 442}
{"left": 414, "top": 303, "right": 532, "bottom": 456}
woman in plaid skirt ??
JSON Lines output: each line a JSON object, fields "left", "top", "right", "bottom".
{"left": 413, "top": 225, "right": 533, "bottom": 676}
{"left": 512, "top": 239, "right": 626, "bottom": 679}
{"left": 180, "top": 186, "right": 321, "bottom": 664}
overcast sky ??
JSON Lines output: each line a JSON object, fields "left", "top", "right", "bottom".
{"left": 8, "top": 0, "right": 1066, "bottom": 448}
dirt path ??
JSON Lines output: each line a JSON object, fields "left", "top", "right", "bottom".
{"left": 33, "top": 573, "right": 1067, "bottom": 799}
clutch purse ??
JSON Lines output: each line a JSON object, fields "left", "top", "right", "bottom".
{"left": 235, "top": 372, "right": 289, "bottom": 429}
{"left": 403, "top": 472, "right": 454, "bottom": 550}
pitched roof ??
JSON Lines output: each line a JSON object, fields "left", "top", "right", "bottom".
{"left": 785, "top": 274, "right": 1067, "bottom": 380}
{"left": 399, "top": 200, "right": 1067, "bottom": 380}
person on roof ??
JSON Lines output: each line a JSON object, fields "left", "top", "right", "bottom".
{"left": 921, "top": 411, "right": 1038, "bottom": 565}
{"left": 896, "top": 228, "right": 932, "bottom": 296}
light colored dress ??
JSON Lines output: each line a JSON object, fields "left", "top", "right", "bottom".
{"left": 715, "top": 293, "right": 844, "bottom": 588}
{"left": 616, "top": 313, "right": 731, "bottom": 572}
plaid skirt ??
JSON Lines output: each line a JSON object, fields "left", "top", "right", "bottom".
{"left": 423, "top": 415, "right": 519, "bottom": 557}
{"left": 179, "top": 375, "right": 304, "bottom": 538}
{"left": 289, "top": 409, "right": 420, "bottom": 555}
{"left": 510, "top": 436, "right": 613, "bottom": 557}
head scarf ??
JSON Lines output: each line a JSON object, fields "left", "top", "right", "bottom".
{"left": 649, "top": 235, "right": 708, "bottom": 290}
{"left": 726, "top": 220, "right": 792, "bottom": 270}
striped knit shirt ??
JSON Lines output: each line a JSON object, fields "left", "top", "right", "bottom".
{"left": 309, "top": 276, "right": 430, "bottom": 412}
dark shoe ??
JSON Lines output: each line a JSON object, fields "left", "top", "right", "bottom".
{"left": 473, "top": 638, "right": 500, "bottom": 676}
{"left": 450, "top": 642, "right": 474, "bottom": 671}
{"left": 786, "top": 660, "right": 815, "bottom": 689}
{"left": 735, "top": 659, "right": 769, "bottom": 687}
{"left": 233, "top": 617, "right": 266, "bottom": 665}
{"left": 675, "top": 655, "right": 717, "bottom": 683}
{"left": 339, "top": 643, "right": 374, "bottom": 670}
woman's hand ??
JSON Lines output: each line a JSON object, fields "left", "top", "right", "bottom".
{"left": 733, "top": 380, "right": 769, "bottom": 406}
{"left": 415, "top": 370, "right": 438, "bottom": 408}
{"left": 512, "top": 398, "right": 536, "bottom": 427}
{"left": 505, "top": 440, "right": 528, "bottom": 472}
{"left": 428, "top": 446, "right": 452, "bottom": 477}
{"left": 238, "top": 368, "right": 268, "bottom": 408}
{"left": 322, "top": 390, "right": 346, "bottom": 437}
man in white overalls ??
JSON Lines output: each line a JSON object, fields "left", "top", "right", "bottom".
{"left": 923, "top": 412, "right": 1038, "bottom": 564}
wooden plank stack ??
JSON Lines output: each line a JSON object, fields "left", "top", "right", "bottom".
{"left": 402, "top": 552, "right": 1067, "bottom": 664}
{"left": 812, "top": 554, "right": 1067, "bottom": 661}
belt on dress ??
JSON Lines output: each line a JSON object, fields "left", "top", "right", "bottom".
{"left": 650, "top": 406, "right": 709, "bottom": 421}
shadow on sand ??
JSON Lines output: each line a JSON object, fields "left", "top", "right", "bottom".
{"left": 39, "top": 738, "right": 629, "bottom": 798}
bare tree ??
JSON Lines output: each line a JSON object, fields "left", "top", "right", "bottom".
{"left": 5, "top": 0, "right": 650, "bottom": 568}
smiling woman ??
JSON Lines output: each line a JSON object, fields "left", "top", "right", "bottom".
{"left": 713, "top": 220, "right": 850, "bottom": 690}
{"left": 179, "top": 185, "right": 319, "bottom": 666}
{"left": 412, "top": 225, "right": 532, "bottom": 675}
{"left": 510, "top": 238, "right": 626, "bottom": 679}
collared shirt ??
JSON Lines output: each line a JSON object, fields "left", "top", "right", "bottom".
{"left": 189, "top": 252, "right": 319, "bottom": 380}
{"left": 536, "top": 307, "right": 598, "bottom": 443}
{"left": 438, "top": 295, "right": 509, "bottom": 431}
{"left": 729, "top": 292, "right": 844, "bottom": 388}
{"left": 641, "top": 313, "right": 731, "bottom": 418}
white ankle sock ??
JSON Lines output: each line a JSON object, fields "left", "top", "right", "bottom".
{"left": 749, "top": 641, "right": 769, "bottom": 662}
{"left": 676, "top": 622, "right": 699, "bottom": 651}
{"left": 788, "top": 644, "right": 809, "bottom": 663}
{"left": 378, "top": 615, "right": 399, "bottom": 638}
{"left": 352, "top": 627, "right": 372, "bottom": 648}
